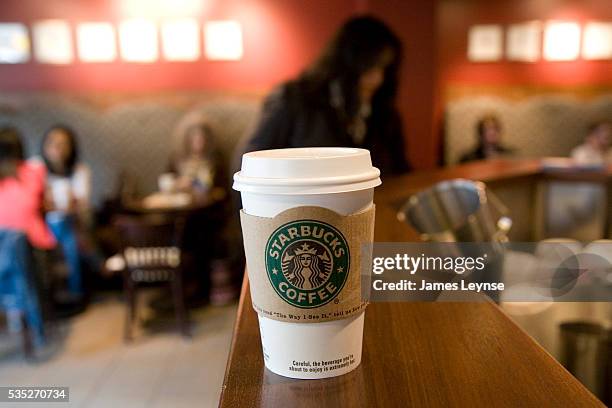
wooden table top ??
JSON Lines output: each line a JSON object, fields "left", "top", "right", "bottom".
{"left": 219, "top": 277, "right": 603, "bottom": 408}
{"left": 120, "top": 188, "right": 226, "bottom": 214}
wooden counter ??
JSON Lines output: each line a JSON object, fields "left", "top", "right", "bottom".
{"left": 219, "top": 277, "right": 603, "bottom": 407}
{"left": 220, "top": 159, "right": 611, "bottom": 407}
{"left": 373, "top": 159, "right": 612, "bottom": 242}
{"left": 375, "top": 158, "right": 544, "bottom": 202}
{"left": 376, "top": 158, "right": 612, "bottom": 200}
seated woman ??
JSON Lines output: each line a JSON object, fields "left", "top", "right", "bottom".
{"left": 167, "top": 119, "right": 230, "bottom": 302}
{"left": 459, "top": 115, "right": 513, "bottom": 163}
{"left": 169, "top": 120, "right": 223, "bottom": 202}
{"left": 570, "top": 121, "right": 611, "bottom": 165}
{"left": 0, "top": 127, "right": 55, "bottom": 249}
{"left": 0, "top": 127, "right": 52, "bottom": 348}
{"left": 40, "top": 125, "right": 92, "bottom": 297}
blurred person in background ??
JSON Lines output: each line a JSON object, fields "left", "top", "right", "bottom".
{"left": 169, "top": 120, "right": 224, "bottom": 202}
{"left": 549, "top": 121, "right": 612, "bottom": 238}
{"left": 460, "top": 115, "right": 513, "bottom": 163}
{"left": 238, "top": 15, "right": 410, "bottom": 175}
{"left": 0, "top": 127, "right": 51, "bottom": 349}
{"left": 167, "top": 119, "right": 231, "bottom": 304}
{"left": 570, "top": 121, "right": 611, "bottom": 165}
{"left": 0, "top": 127, "right": 55, "bottom": 250}
{"left": 40, "top": 125, "right": 92, "bottom": 299}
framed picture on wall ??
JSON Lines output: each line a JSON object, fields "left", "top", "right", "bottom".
{"left": 204, "top": 21, "right": 243, "bottom": 61}
{"left": 119, "top": 19, "right": 159, "bottom": 63}
{"left": 506, "top": 21, "right": 541, "bottom": 62}
{"left": 32, "top": 20, "right": 73, "bottom": 64}
{"left": 0, "top": 23, "right": 30, "bottom": 63}
{"left": 468, "top": 24, "right": 503, "bottom": 62}
{"left": 76, "top": 22, "right": 117, "bottom": 63}
{"left": 583, "top": 22, "right": 612, "bottom": 60}
{"left": 543, "top": 21, "right": 581, "bottom": 61}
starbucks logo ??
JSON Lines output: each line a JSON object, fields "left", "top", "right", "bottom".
{"left": 265, "top": 219, "right": 350, "bottom": 308}
{"left": 282, "top": 241, "right": 331, "bottom": 290}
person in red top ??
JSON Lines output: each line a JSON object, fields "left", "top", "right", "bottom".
{"left": 0, "top": 127, "right": 55, "bottom": 249}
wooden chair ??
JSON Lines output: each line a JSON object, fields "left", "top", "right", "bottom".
{"left": 114, "top": 215, "right": 189, "bottom": 341}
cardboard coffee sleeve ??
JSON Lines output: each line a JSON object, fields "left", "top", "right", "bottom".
{"left": 240, "top": 205, "right": 375, "bottom": 323}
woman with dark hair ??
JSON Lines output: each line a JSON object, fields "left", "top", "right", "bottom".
{"left": 170, "top": 118, "right": 231, "bottom": 297}
{"left": 169, "top": 120, "right": 223, "bottom": 200}
{"left": 0, "top": 127, "right": 55, "bottom": 249}
{"left": 40, "top": 125, "right": 92, "bottom": 297}
{"left": 459, "top": 115, "right": 513, "bottom": 163}
{"left": 238, "top": 15, "right": 410, "bottom": 175}
{"left": 41, "top": 125, "right": 91, "bottom": 215}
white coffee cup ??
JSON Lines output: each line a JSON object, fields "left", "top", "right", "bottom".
{"left": 233, "top": 147, "right": 381, "bottom": 379}
{"left": 158, "top": 173, "right": 176, "bottom": 194}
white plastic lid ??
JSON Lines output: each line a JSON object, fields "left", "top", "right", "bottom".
{"left": 233, "top": 147, "right": 381, "bottom": 194}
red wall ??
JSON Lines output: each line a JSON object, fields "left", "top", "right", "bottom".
{"left": 368, "top": 0, "right": 437, "bottom": 169}
{"left": 0, "top": 0, "right": 438, "bottom": 169}
{"left": 438, "top": 0, "right": 612, "bottom": 88}
{"left": 432, "top": 0, "right": 612, "bottom": 167}
{"left": 3, "top": 1, "right": 612, "bottom": 168}
{"left": 0, "top": 0, "right": 356, "bottom": 92}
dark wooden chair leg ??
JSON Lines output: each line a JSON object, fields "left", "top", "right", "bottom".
{"left": 124, "top": 274, "right": 136, "bottom": 342}
{"left": 21, "top": 314, "right": 34, "bottom": 358}
{"left": 172, "top": 271, "right": 190, "bottom": 338}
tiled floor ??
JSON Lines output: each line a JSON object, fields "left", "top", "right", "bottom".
{"left": 0, "top": 292, "right": 238, "bottom": 408}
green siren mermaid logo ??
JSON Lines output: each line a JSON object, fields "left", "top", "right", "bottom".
{"left": 265, "top": 219, "right": 350, "bottom": 308}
